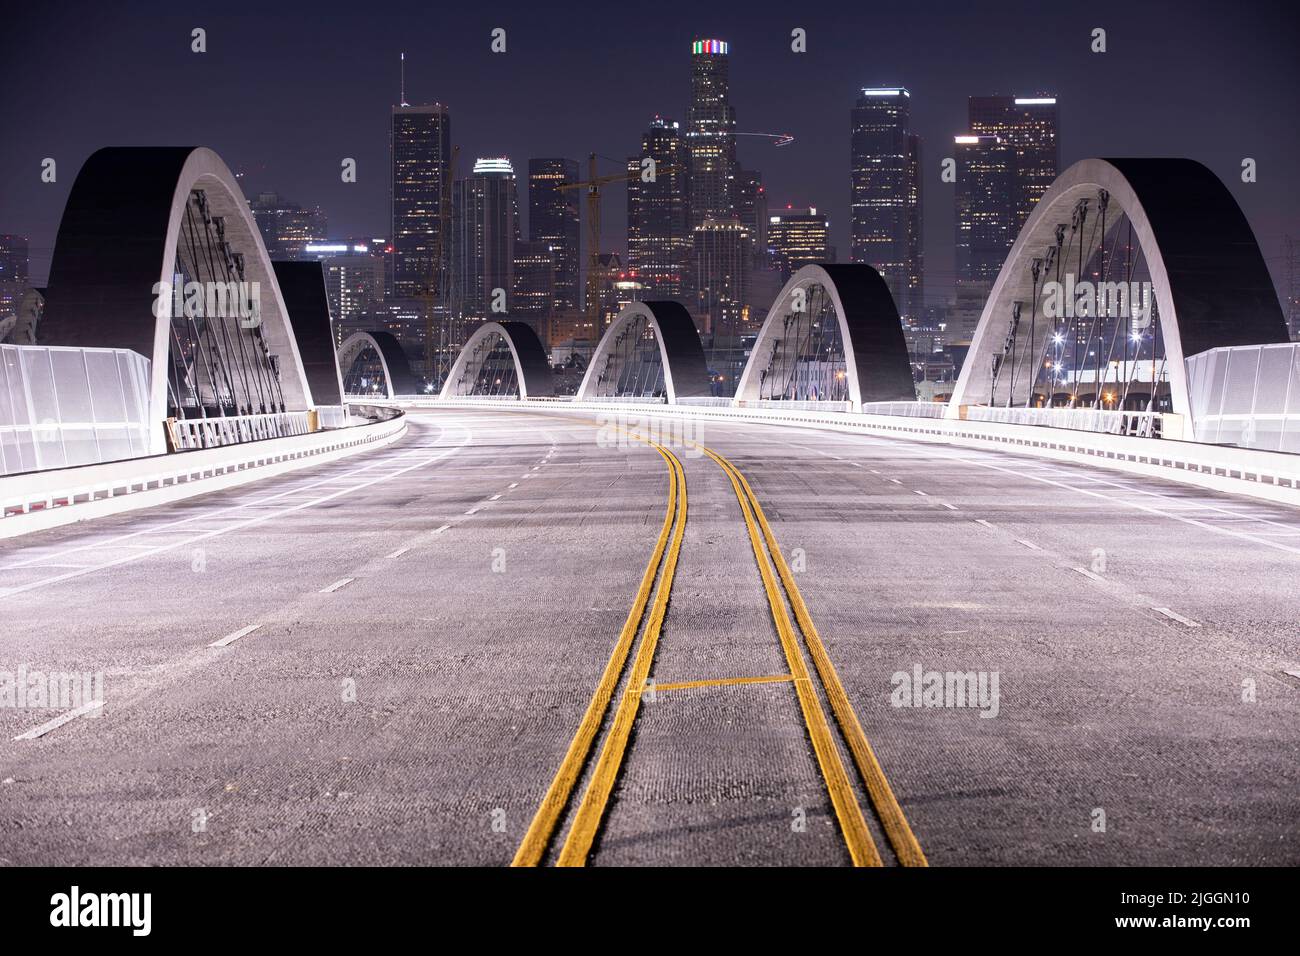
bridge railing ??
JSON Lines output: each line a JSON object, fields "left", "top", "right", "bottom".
{"left": 961, "top": 405, "right": 1169, "bottom": 438}
{"left": 166, "top": 411, "right": 313, "bottom": 451}
{"left": 862, "top": 401, "right": 949, "bottom": 418}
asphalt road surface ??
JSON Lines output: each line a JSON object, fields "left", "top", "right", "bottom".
{"left": 1, "top": 406, "right": 1297, "bottom": 866}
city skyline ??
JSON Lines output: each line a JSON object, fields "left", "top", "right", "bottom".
{"left": 2, "top": 0, "right": 1297, "bottom": 312}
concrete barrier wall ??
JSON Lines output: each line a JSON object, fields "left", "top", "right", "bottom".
{"left": 0, "top": 411, "right": 407, "bottom": 539}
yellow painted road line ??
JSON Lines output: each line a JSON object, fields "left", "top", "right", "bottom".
{"left": 721, "top": 450, "right": 928, "bottom": 868}
{"left": 511, "top": 442, "right": 679, "bottom": 867}
{"left": 556, "top": 447, "right": 688, "bottom": 866}
{"left": 653, "top": 674, "right": 795, "bottom": 692}
{"left": 699, "top": 445, "right": 881, "bottom": 868}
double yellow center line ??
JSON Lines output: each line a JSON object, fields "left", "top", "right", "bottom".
{"left": 512, "top": 439, "right": 686, "bottom": 867}
{"left": 512, "top": 423, "right": 924, "bottom": 867}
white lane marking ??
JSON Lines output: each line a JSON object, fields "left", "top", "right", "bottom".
{"left": 507, "top": 483, "right": 519, "bottom": 489}
{"left": 956, "top": 457, "right": 1300, "bottom": 558}
{"left": 1016, "top": 539, "right": 1043, "bottom": 551}
{"left": 386, "top": 547, "right": 410, "bottom": 559}
{"left": 974, "top": 519, "right": 996, "bottom": 529}
{"left": 0, "top": 429, "right": 453, "bottom": 572}
{"left": 887, "top": 478, "right": 902, "bottom": 485}
{"left": 13, "top": 700, "right": 105, "bottom": 741}
{"left": 1071, "top": 472, "right": 1300, "bottom": 537}
{"left": 941, "top": 503, "right": 959, "bottom": 511}
{"left": 1284, "top": 668, "right": 1300, "bottom": 680}
{"left": 432, "top": 524, "right": 451, "bottom": 535}
{"left": 0, "top": 427, "right": 473, "bottom": 596}
{"left": 319, "top": 577, "right": 355, "bottom": 594}
{"left": 210, "top": 623, "right": 262, "bottom": 648}
{"left": 523, "top": 474, "right": 534, "bottom": 480}
{"left": 1072, "top": 566, "right": 1106, "bottom": 582}
{"left": 465, "top": 507, "right": 480, "bottom": 515}
{"left": 870, "top": 469, "right": 881, "bottom": 474}
{"left": 913, "top": 490, "right": 929, "bottom": 497}
{"left": 489, "top": 494, "right": 502, "bottom": 501}
{"left": 1152, "top": 607, "right": 1202, "bottom": 627}
{"left": 531, "top": 466, "right": 541, "bottom": 471}
{"left": 849, "top": 462, "right": 863, "bottom": 468}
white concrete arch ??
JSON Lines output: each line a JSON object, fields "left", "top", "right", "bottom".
{"left": 42, "top": 147, "right": 315, "bottom": 454}
{"left": 576, "top": 301, "right": 710, "bottom": 403}
{"left": 440, "top": 321, "right": 554, "bottom": 400}
{"left": 734, "top": 263, "right": 915, "bottom": 412}
{"left": 947, "top": 158, "right": 1289, "bottom": 437}
{"left": 338, "top": 331, "right": 415, "bottom": 399}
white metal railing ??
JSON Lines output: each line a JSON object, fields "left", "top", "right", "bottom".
{"left": 963, "top": 405, "right": 1164, "bottom": 438}
{"left": 675, "top": 396, "right": 735, "bottom": 407}
{"left": 168, "top": 411, "right": 312, "bottom": 451}
{"left": 750, "top": 399, "right": 853, "bottom": 413}
{"left": 585, "top": 394, "right": 667, "bottom": 404}
{"left": 861, "top": 401, "right": 949, "bottom": 418}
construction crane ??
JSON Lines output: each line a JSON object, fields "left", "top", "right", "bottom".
{"left": 558, "top": 153, "right": 680, "bottom": 341}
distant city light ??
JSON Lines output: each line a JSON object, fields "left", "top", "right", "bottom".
{"left": 861, "top": 88, "right": 909, "bottom": 97}
{"left": 472, "top": 157, "right": 514, "bottom": 175}
{"left": 1014, "top": 97, "right": 1057, "bottom": 105}
{"left": 692, "top": 39, "right": 728, "bottom": 55}
{"left": 954, "top": 135, "right": 980, "bottom": 144}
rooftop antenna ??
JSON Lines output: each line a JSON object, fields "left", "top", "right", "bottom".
{"left": 399, "top": 52, "right": 408, "bottom": 107}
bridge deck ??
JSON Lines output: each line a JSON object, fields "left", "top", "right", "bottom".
{"left": 0, "top": 407, "right": 1296, "bottom": 865}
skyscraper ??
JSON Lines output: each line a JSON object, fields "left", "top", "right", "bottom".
{"left": 453, "top": 157, "right": 520, "bottom": 319}
{"left": 249, "top": 192, "right": 328, "bottom": 260}
{"left": 953, "top": 134, "right": 1016, "bottom": 285}
{"left": 850, "top": 88, "right": 923, "bottom": 322}
{"left": 512, "top": 239, "right": 557, "bottom": 329}
{"left": 968, "top": 96, "right": 1059, "bottom": 232}
{"left": 0, "top": 234, "right": 30, "bottom": 320}
{"left": 527, "top": 158, "right": 580, "bottom": 314}
{"left": 626, "top": 117, "right": 692, "bottom": 301}
{"left": 390, "top": 102, "right": 452, "bottom": 299}
{"left": 693, "top": 218, "right": 751, "bottom": 340}
{"left": 686, "top": 38, "right": 738, "bottom": 227}
{"left": 768, "top": 207, "right": 833, "bottom": 281}
{"left": 736, "top": 170, "right": 768, "bottom": 265}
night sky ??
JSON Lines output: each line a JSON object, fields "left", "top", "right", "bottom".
{"left": 3, "top": 0, "right": 1297, "bottom": 305}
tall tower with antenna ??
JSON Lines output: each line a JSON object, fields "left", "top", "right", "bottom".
{"left": 389, "top": 54, "right": 452, "bottom": 383}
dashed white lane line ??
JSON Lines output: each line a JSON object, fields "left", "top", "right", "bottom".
{"left": 0, "top": 428, "right": 474, "bottom": 595}
{"left": 941, "top": 503, "right": 959, "bottom": 511}
{"left": 956, "top": 456, "right": 1300, "bottom": 558}
{"left": 210, "top": 623, "right": 262, "bottom": 648}
{"left": 523, "top": 474, "right": 534, "bottom": 480}
{"left": 465, "top": 507, "right": 480, "bottom": 515}
{"left": 386, "top": 546, "right": 410, "bottom": 559}
{"left": 507, "top": 483, "right": 519, "bottom": 489}
{"left": 1016, "top": 539, "right": 1043, "bottom": 551}
{"left": 975, "top": 519, "right": 996, "bottom": 529}
{"left": 913, "top": 490, "right": 929, "bottom": 497}
{"left": 531, "top": 466, "right": 541, "bottom": 471}
{"left": 1072, "top": 566, "right": 1106, "bottom": 583}
{"left": 887, "top": 478, "right": 903, "bottom": 485}
{"left": 13, "top": 700, "right": 105, "bottom": 741}
{"left": 319, "top": 577, "right": 355, "bottom": 594}
{"left": 1153, "top": 607, "right": 1202, "bottom": 627}
{"left": 489, "top": 494, "right": 502, "bottom": 501}
{"left": 432, "top": 524, "right": 451, "bottom": 535}
{"left": 870, "top": 469, "right": 881, "bottom": 474}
